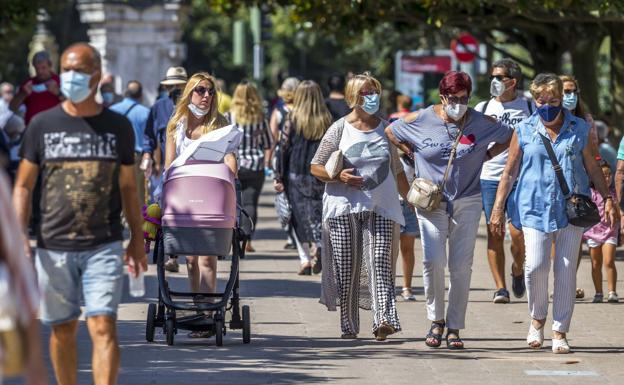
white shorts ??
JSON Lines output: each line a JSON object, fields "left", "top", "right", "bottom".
{"left": 586, "top": 237, "right": 617, "bottom": 249}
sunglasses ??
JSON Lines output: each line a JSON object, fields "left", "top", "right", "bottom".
{"left": 443, "top": 95, "right": 469, "bottom": 104}
{"left": 194, "top": 86, "right": 216, "bottom": 97}
{"left": 563, "top": 89, "right": 578, "bottom": 95}
{"left": 359, "top": 90, "right": 378, "bottom": 96}
{"left": 490, "top": 75, "right": 511, "bottom": 81}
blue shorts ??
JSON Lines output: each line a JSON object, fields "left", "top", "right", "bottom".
{"left": 480, "top": 179, "right": 522, "bottom": 229}
{"left": 35, "top": 241, "right": 124, "bottom": 325}
{"left": 400, "top": 200, "right": 419, "bottom": 236}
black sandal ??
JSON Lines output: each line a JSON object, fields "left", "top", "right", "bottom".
{"left": 446, "top": 329, "right": 464, "bottom": 350}
{"left": 425, "top": 321, "right": 445, "bottom": 348}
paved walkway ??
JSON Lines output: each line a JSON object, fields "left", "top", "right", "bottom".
{"left": 10, "top": 182, "right": 624, "bottom": 385}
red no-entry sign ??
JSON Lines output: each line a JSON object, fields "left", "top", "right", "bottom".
{"left": 451, "top": 33, "right": 478, "bottom": 63}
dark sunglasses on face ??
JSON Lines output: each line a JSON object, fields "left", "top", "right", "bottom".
{"left": 444, "top": 95, "right": 469, "bottom": 104}
{"left": 359, "top": 89, "right": 378, "bottom": 96}
{"left": 563, "top": 89, "right": 578, "bottom": 95}
{"left": 490, "top": 75, "right": 511, "bottom": 81}
{"left": 194, "top": 86, "right": 216, "bottom": 97}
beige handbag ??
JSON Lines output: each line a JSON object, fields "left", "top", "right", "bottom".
{"left": 407, "top": 117, "right": 466, "bottom": 211}
{"left": 325, "top": 150, "right": 344, "bottom": 179}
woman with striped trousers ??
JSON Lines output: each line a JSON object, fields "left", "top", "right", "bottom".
{"left": 490, "top": 73, "right": 618, "bottom": 354}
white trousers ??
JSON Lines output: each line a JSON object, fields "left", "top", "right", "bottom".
{"left": 523, "top": 225, "right": 584, "bottom": 333}
{"left": 416, "top": 194, "right": 482, "bottom": 330}
{"left": 293, "top": 228, "right": 312, "bottom": 264}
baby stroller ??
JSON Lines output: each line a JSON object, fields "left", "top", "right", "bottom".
{"left": 145, "top": 126, "right": 251, "bottom": 346}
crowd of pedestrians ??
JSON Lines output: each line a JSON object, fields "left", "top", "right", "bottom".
{"left": 0, "top": 41, "right": 623, "bottom": 385}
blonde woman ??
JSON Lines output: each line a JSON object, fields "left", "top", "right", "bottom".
{"left": 164, "top": 72, "right": 236, "bottom": 338}
{"left": 274, "top": 80, "right": 332, "bottom": 275}
{"left": 311, "top": 73, "right": 409, "bottom": 341}
{"left": 270, "top": 77, "right": 300, "bottom": 141}
{"left": 491, "top": 73, "right": 617, "bottom": 353}
{"left": 226, "top": 81, "right": 273, "bottom": 252}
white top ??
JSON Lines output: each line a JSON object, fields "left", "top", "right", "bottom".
{"left": 322, "top": 121, "right": 404, "bottom": 225}
{"left": 175, "top": 119, "right": 195, "bottom": 157}
{"left": 478, "top": 97, "right": 533, "bottom": 181}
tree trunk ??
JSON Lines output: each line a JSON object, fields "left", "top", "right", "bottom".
{"left": 570, "top": 25, "right": 605, "bottom": 116}
{"left": 611, "top": 22, "right": 624, "bottom": 137}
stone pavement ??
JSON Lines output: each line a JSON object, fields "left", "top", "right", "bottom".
{"left": 9, "top": 181, "right": 624, "bottom": 385}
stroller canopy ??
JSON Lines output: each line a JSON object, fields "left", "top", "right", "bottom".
{"left": 170, "top": 124, "right": 243, "bottom": 169}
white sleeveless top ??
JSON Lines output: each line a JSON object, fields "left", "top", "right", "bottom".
{"left": 175, "top": 118, "right": 196, "bottom": 157}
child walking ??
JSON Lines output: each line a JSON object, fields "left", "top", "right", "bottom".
{"left": 583, "top": 161, "right": 619, "bottom": 303}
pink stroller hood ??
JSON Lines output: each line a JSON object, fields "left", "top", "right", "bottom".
{"left": 162, "top": 162, "right": 236, "bottom": 228}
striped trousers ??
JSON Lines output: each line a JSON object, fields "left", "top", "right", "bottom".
{"left": 523, "top": 225, "right": 584, "bottom": 333}
{"left": 327, "top": 211, "right": 400, "bottom": 335}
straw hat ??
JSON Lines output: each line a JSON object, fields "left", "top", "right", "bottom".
{"left": 161, "top": 67, "right": 188, "bottom": 86}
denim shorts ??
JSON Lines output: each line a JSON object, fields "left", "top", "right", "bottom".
{"left": 35, "top": 241, "right": 124, "bottom": 325}
{"left": 480, "top": 179, "right": 521, "bottom": 229}
{"left": 400, "top": 200, "right": 419, "bottom": 236}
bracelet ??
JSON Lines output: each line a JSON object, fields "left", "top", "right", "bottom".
{"left": 491, "top": 207, "right": 504, "bottom": 212}
{"left": 604, "top": 195, "right": 613, "bottom": 201}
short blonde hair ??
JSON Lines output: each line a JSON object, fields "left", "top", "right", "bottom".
{"left": 529, "top": 73, "right": 563, "bottom": 101}
{"left": 344, "top": 72, "right": 382, "bottom": 108}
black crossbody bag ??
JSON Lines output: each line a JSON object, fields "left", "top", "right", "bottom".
{"left": 539, "top": 133, "right": 600, "bottom": 228}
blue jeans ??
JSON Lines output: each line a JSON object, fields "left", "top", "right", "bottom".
{"left": 480, "top": 179, "right": 521, "bottom": 229}
{"left": 400, "top": 200, "right": 419, "bottom": 236}
{"left": 36, "top": 241, "right": 124, "bottom": 325}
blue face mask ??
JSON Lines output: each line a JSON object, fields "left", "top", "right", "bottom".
{"left": 361, "top": 93, "right": 380, "bottom": 115}
{"left": 101, "top": 92, "right": 114, "bottom": 105}
{"left": 61, "top": 70, "right": 93, "bottom": 103}
{"left": 537, "top": 104, "right": 562, "bottom": 123}
{"left": 562, "top": 93, "right": 578, "bottom": 111}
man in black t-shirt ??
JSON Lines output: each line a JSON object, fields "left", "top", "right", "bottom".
{"left": 13, "top": 43, "right": 146, "bottom": 385}
{"left": 325, "top": 73, "right": 351, "bottom": 121}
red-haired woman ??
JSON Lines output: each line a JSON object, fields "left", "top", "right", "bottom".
{"left": 386, "top": 71, "right": 513, "bottom": 349}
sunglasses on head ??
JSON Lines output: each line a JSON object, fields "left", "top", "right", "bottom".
{"left": 194, "top": 86, "right": 216, "bottom": 97}
{"left": 490, "top": 75, "right": 511, "bottom": 81}
{"left": 444, "top": 95, "right": 469, "bottom": 104}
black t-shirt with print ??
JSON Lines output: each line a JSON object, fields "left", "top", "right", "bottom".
{"left": 20, "top": 105, "right": 135, "bottom": 250}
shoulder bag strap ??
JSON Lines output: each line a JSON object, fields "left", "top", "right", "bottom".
{"left": 538, "top": 133, "right": 571, "bottom": 196}
{"left": 123, "top": 102, "right": 139, "bottom": 117}
{"left": 440, "top": 112, "right": 468, "bottom": 188}
{"left": 480, "top": 99, "right": 491, "bottom": 114}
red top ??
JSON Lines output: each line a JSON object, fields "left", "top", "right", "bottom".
{"left": 20, "top": 74, "right": 62, "bottom": 124}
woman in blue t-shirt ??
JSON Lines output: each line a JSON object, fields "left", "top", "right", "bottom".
{"left": 490, "top": 73, "right": 618, "bottom": 354}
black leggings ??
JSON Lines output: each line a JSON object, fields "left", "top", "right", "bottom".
{"left": 238, "top": 168, "right": 265, "bottom": 239}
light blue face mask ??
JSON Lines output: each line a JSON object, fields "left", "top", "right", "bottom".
{"left": 61, "top": 70, "right": 93, "bottom": 103}
{"left": 361, "top": 93, "right": 380, "bottom": 115}
{"left": 101, "top": 92, "right": 114, "bottom": 105}
{"left": 562, "top": 93, "right": 578, "bottom": 110}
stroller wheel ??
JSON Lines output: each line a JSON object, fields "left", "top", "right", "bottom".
{"left": 146, "top": 303, "right": 156, "bottom": 342}
{"left": 242, "top": 305, "right": 251, "bottom": 344}
{"left": 165, "top": 317, "right": 175, "bottom": 346}
{"left": 215, "top": 318, "right": 224, "bottom": 347}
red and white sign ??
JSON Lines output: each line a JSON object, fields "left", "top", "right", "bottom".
{"left": 451, "top": 33, "right": 478, "bottom": 63}
{"left": 400, "top": 55, "right": 452, "bottom": 73}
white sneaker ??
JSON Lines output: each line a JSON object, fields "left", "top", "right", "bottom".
{"left": 608, "top": 291, "right": 619, "bottom": 303}
{"left": 401, "top": 288, "right": 416, "bottom": 301}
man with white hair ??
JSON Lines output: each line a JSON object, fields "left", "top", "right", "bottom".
{"left": 10, "top": 50, "right": 62, "bottom": 124}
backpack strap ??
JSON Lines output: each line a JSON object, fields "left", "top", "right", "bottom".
{"left": 527, "top": 99, "right": 533, "bottom": 115}
{"left": 479, "top": 99, "right": 491, "bottom": 114}
{"left": 123, "top": 102, "right": 139, "bottom": 117}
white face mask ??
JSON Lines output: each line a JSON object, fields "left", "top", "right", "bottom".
{"left": 188, "top": 103, "right": 208, "bottom": 118}
{"left": 444, "top": 103, "right": 468, "bottom": 121}
{"left": 490, "top": 78, "right": 506, "bottom": 97}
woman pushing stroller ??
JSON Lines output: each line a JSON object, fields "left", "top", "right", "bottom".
{"left": 163, "top": 72, "right": 237, "bottom": 337}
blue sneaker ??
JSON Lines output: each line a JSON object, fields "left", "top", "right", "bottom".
{"left": 511, "top": 272, "right": 526, "bottom": 298}
{"left": 493, "top": 288, "right": 510, "bottom": 304}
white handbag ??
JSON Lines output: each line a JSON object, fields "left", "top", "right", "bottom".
{"left": 407, "top": 115, "right": 466, "bottom": 211}
{"left": 325, "top": 150, "right": 343, "bottom": 179}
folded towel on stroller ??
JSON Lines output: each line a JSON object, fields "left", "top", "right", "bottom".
{"left": 169, "top": 124, "right": 243, "bottom": 169}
